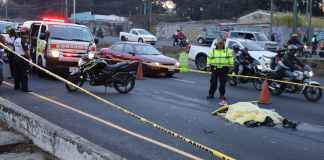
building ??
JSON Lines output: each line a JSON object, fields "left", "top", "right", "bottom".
{"left": 70, "top": 12, "right": 130, "bottom": 37}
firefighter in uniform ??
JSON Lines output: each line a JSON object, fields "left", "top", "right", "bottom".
{"left": 12, "top": 27, "right": 32, "bottom": 92}
{"left": 206, "top": 39, "right": 234, "bottom": 105}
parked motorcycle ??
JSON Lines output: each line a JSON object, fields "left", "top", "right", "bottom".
{"left": 65, "top": 56, "right": 136, "bottom": 94}
{"left": 229, "top": 62, "right": 264, "bottom": 91}
{"left": 268, "top": 64, "right": 322, "bottom": 102}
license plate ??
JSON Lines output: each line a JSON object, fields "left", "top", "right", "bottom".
{"left": 168, "top": 68, "right": 175, "bottom": 72}
{"left": 69, "top": 67, "right": 79, "bottom": 73}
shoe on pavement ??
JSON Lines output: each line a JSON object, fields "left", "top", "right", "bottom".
{"left": 218, "top": 98, "right": 228, "bottom": 106}
{"left": 22, "top": 90, "right": 32, "bottom": 93}
{"left": 206, "top": 95, "right": 214, "bottom": 99}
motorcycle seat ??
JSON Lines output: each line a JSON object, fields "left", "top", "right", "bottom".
{"left": 106, "top": 62, "right": 129, "bottom": 70}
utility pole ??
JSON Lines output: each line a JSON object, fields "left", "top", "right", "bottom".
{"left": 65, "top": 0, "right": 68, "bottom": 18}
{"left": 73, "top": 0, "right": 76, "bottom": 23}
{"left": 292, "top": 0, "right": 298, "bottom": 33}
{"left": 148, "top": 0, "right": 152, "bottom": 32}
{"left": 269, "top": 0, "right": 274, "bottom": 39}
{"left": 5, "top": 2, "right": 8, "bottom": 19}
{"left": 143, "top": 0, "right": 147, "bottom": 29}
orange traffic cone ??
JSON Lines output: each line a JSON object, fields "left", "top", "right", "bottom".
{"left": 259, "top": 80, "right": 270, "bottom": 104}
{"left": 136, "top": 62, "right": 144, "bottom": 80}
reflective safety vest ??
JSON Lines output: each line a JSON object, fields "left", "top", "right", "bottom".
{"left": 207, "top": 48, "right": 234, "bottom": 68}
{"left": 178, "top": 52, "right": 189, "bottom": 72}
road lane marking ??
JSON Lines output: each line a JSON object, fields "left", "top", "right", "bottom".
{"left": 3, "top": 81, "right": 204, "bottom": 160}
{"left": 171, "top": 78, "right": 196, "bottom": 84}
{"left": 1, "top": 42, "right": 234, "bottom": 160}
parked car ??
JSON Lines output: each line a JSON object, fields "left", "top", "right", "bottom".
{"left": 120, "top": 28, "right": 157, "bottom": 45}
{"left": 189, "top": 38, "right": 276, "bottom": 70}
{"left": 197, "top": 28, "right": 226, "bottom": 45}
{"left": 228, "top": 31, "right": 278, "bottom": 52}
{"left": 0, "top": 21, "right": 17, "bottom": 34}
{"left": 99, "top": 42, "right": 179, "bottom": 77}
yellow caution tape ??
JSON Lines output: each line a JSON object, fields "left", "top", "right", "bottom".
{"left": 0, "top": 43, "right": 235, "bottom": 160}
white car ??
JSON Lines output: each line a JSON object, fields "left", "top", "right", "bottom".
{"left": 189, "top": 38, "right": 276, "bottom": 70}
{"left": 119, "top": 28, "right": 157, "bottom": 45}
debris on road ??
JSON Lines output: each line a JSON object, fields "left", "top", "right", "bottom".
{"left": 212, "top": 102, "right": 298, "bottom": 129}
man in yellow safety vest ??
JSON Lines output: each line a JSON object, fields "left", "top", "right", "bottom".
{"left": 206, "top": 39, "right": 234, "bottom": 105}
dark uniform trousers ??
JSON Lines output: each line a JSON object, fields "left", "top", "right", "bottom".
{"left": 208, "top": 66, "right": 229, "bottom": 97}
{"left": 13, "top": 55, "right": 30, "bottom": 91}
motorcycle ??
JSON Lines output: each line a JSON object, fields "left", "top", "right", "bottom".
{"left": 268, "top": 64, "right": 322, "bottom": 102}
{"left": 173, "top": 35, "right": 189, "bottom": 48}
{"left": 65, "top": 56, "right": 136, "bottom": 94}
{"left": 229, "top": 61, "right": 264, "bottom": 91}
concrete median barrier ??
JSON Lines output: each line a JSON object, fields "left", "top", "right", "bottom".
{"left": 0, "top": 97, "right": 125, "bottom": 160}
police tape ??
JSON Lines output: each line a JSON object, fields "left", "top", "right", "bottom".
{"left": 0, "top": 43, "right": 235, "bottom": 160}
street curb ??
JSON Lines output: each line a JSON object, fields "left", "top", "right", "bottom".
{"left": 0, "top": 97, "right": 125, "bottom": 160}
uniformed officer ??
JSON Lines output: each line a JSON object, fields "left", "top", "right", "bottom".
{"left": 206, "top": 39, "right": 234, "bottom": 105}
{"left": 12, "top": 27, "right": 31, "bottom": 92}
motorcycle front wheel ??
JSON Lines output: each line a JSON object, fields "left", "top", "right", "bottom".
{"left": 269, "top": 82, "right": 283, "bottom": 96}
{"left": 304, "top": 86, "right": 322, "bottom": 102}
{"left": 65, "top": 75, "right": 82, "bottom": 92}
{"left": 253, "top": 79, "right": 263, "bottom": 91}
{"left": 229, "top": 77, "right": 238, "bottom": 86}
{"left": 114, "top": 78, "right": 135, "bottom": 94}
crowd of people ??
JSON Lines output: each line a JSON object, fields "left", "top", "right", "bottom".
{"left": 0, "top": 27, "right": 32, "bottom": 92}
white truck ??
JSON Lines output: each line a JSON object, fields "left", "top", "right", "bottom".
{"left": 119, "top": 28, "right": 157, "bottom": 45}
{"left": 189, "top": 38, "right": 276, "bottom": 70}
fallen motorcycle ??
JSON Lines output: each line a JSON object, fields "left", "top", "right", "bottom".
{"left": 65, "top": 56, "right": 136, "bottom": 94}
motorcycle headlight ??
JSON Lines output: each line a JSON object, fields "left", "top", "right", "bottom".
{"left": 88, "top": 52, "right": 95, "bottom": 59}
{"left": 305, "top": 71, "right": 314, "bottom": 78}
{"left": 50, "top": 50, "right": 60, "bottom": 58}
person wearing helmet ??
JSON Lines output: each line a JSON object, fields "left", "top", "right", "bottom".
{"left": 237, "top": 47, "right": 254, "bottom": 75}
{"left": 275, "top": 44, "right": 305, "bottom": 80}
{"left": 173, "top": 29, "right": 185, "bottom": 46}
{"left": 232, "top": 44, "right": 241, "bottom": 74}
{"left": 12, "top": 27, "right": 32, "bottom": 92}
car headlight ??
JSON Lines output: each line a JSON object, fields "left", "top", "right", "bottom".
{"left": 50, "top": 50, "right": 60, "bottom": 58}
{"left": 175, "top": 62, "right": 180, "bottom": 67}
{"left": 152, "top": 62, "right": 160, "bottom": 66}
{"left": 88, "top": 52, "right": 95, "bottom": 59}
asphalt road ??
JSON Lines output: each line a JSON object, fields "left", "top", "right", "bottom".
{"left": 1, "top": 66, "right": 324, "bottom": 160}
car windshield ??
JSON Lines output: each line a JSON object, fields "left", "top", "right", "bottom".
{"left": 136, "top": 29, "right": 152, "bottom": 35}
{"left": 241, "top": 41, "right": 264, "bottom": 51}
{"left": 0, "top": 22, "right": 15, "bottom": 34}
{"left": 255, "top": 33, "right": 269, "bottom": 41}
{"left": 48, "top": 24, "right": 93, "bottom": 42}
{"left": 134, "top": 45, "right": 161, "bottom": 55}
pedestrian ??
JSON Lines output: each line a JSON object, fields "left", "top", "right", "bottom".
{"left": 206, "top": 39, "right": 234, "bottom": 106}
{"left": 178, "top": 46, "right": 190, "bottom": 73}
{"left": 0, "top": 35, "right": 6, "bottom": 83}
{"left": 12, "top": 27, "right": 32, "bottom": 92}
{"left": 5, "top": 28, "right": 17, "bottom": 79}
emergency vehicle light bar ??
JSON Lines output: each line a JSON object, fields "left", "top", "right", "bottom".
{"left": 43, "top": 18, "right": 65, "bottom": 23}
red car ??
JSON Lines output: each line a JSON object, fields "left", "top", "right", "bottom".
{"left": 99, "top": 42, "right": 180, "bottom": 76}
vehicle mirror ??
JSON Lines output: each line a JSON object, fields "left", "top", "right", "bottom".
{"left": 40, "top": 31, "right": 49, "bottom": 40}
{"left": 94, "top": 38, "right": 99, "bottom": 44}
